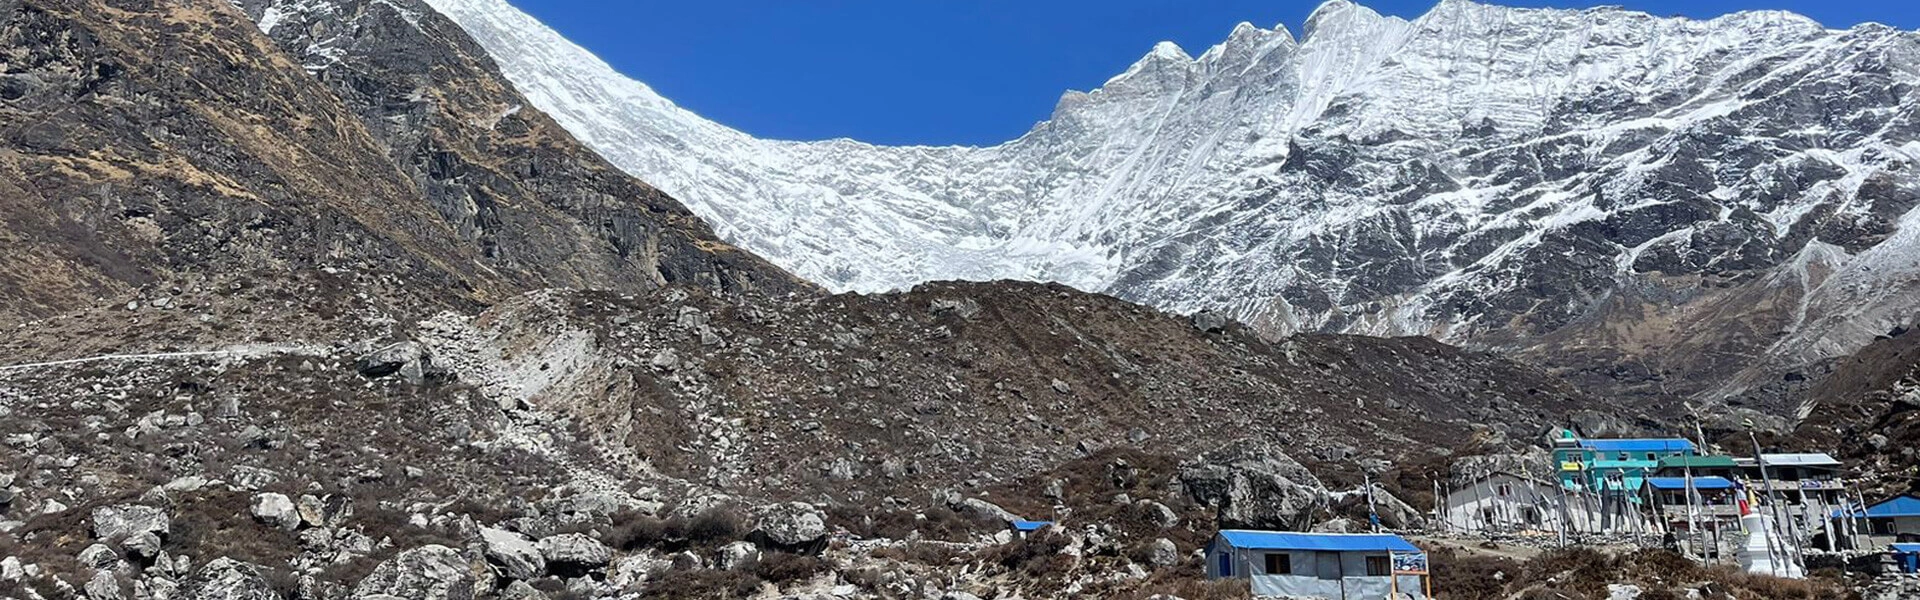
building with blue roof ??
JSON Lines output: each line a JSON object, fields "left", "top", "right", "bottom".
{"left": 1204, "top": 530, "right": 1428, "bottom": 598}
{"left": 1549, "top": 430, "right": 1697, "bottom": 502}
{"left": 1844, "top": 495, "right": 1920, "bottom": 540}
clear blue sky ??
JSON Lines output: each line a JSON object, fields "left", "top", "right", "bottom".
{"left": 506, "top": 0, "right": 1917, "bottom": 147}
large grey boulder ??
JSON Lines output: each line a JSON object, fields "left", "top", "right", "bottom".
{"left": 2, "top": 556, "right": 25, "bottom": 581}
{"left": 947, "top": 496, "right": 1020, "bottom": 526}
{"left": 176, "top": 558, "right": 277, "bottom": 600}
{"left": 354, "top": 546, "right": 475, "bottom": 600}
{"left": 249, "top": 493, "right": 298, "bottom": 531}
{"left": 1178, "top": 446, "right": 1330, "bottom": 531}
{"left": 536, "top": 534, "right": 610, "bottom": 578}
{"left": 1365, "top": 484, "right": 1428, "bottom": 530}
{"left": 479, "top": 527, "right": 545, "bottom": 581}
{"left": 86, "top": 570, "right": 124, "bottom": 600}
{"left": 354, "top": 341, "right": 435, "bottom": 384}
{"left": 747, "top": 502, "right": 827, "bottom": 553}
{"left": 1143, "top": 538, "right": 1179, "bottom": 568}
{"left": 90, "top": 505, "right": 169, "bottom": 541}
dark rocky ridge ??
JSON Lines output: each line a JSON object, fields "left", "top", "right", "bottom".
{"left": 0, "top": 0, "right": 804, "bottom": 327}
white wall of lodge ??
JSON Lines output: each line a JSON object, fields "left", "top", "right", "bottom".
{"left": 1442, "top": 472, "right": 1650, "bottom": 534}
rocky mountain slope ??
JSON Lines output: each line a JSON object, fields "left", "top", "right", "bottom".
{"left": 0, "top": 0, "right": 802, "bottom": 328}
{"left": 0, "top": 0, "right": 1704, "bottom": 598}
{"left": 429, "top": 0, "right": 1920, "bottom": 412}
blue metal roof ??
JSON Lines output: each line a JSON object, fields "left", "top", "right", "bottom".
{"left": 1863, "top": 496, "right": 1920, "bottom": 519}
{"left": 1646, "top": 476, "right": 1736, "bottom": 490}
{"left": 1892, "top": 543, "right": 1920, "bottom": 554}
{"left": 1577, "top": 439, "right": 1696, "bottom": 453}
{"left": 1215, "top": 530, "right": 1420, "bottom": 553}
{"left": 1011, "top": 520, "right": 1052, "bottom": 532}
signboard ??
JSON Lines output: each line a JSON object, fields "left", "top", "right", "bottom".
{"left": 1392, "top": 552, "right": 1429, "bottom": 575}
{"left": 1560, "top": 461, "right": 1583, "bottom": 472}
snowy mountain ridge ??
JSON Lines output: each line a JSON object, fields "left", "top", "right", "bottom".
{"left": 417, "top": 0, "right": 1920, "bottom": 407}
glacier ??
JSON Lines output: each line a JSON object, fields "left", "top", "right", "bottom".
{"left": 416, "top": 0, "right": 1920, "bottom": 409}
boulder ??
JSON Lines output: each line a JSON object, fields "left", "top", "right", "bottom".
{"left": 249, "top": 493, "right": 298, "bottom": 531}
{"left": 945, "top": 495, "right": 1019, "bottom": 526}
{"left": 86, "top": 570, "right": 123, "bottom": 600}
{"left": 536, "top": 534, "right": 610, "bottom": 578}
{"left": 608, "top": 554, "right": 671, "bottom": 589}
{"left": 479, "top": 527, "right": 545, "bottom": 581}
{"left": 1142, "top": 538, "right": 1179, "bottom": 568}
{"left": 1178, "top": 446, "right": 1329, "bottom": 531}
{"left": 176, "top": 558, "right": 277, "bottom": 600}
{"left": 497, "top": 580, "right": 545, "bottom": 600}
{"left": 352, "top": 545, "right": 475, "bottom": 600}
{"left": 1132, "top": 499, "right": 1179, "bottom": 529}
{"left": 1190, "top": 310, "right": 1230, "bottom": 333}
{"left": 747, "top": 502, "right": 827, "bottom": 554}
{"left": 714, "top": 541, "right": 760, "bottom": 571}
{"left": 126, "top": 531, "right": 164, "bottom": 561}
{"left": 1, "top": 556, "right": 24, "bottom": 581}
{"left": 354, "top": 341, "right": 434, "bottom": 384}
{"left": 1365, "top": 484, "right": 1428, "bottom": 530}
{"left": 78, "top": 543, "right": 120, "bottom": 570}
{"left": 91, "top": 505, "right": 169, "bottom": 541}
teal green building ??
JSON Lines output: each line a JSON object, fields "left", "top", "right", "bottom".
{"left": 1549, "top": 431, "right": 1698, "bottom": 501}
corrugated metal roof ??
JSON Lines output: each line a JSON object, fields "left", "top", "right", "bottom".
{"left": 1011, "top": 520, "right": 1052, "bottom": 532}
{"left": 1646, "top": 476, "right": 1736, "bottom": 490}
{"left": 1577, "top": 439, "right": 1696, "bottom": 453}
{"left": 1891, "top": 543, "right": 1920, "bottom": 553}
{"left": 1864, "top": 496, "right": 1920, "bottom": 518}
{"left": 1756, "top": 453, "right": 1841, "bottom": 467}
{"left": 1656, "top": 455, "right": 1737, "bottom": 469}
{"left": 1215, "top": 530, "right": 1420, "bottom": 553}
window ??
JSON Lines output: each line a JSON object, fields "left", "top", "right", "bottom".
{"left": 1265, "top": 553, "right": 1291, "bottom": 575}
{"left": 1366, "top": 556, "right": 1392, "bottom": 576}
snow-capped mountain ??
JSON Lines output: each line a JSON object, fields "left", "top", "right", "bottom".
{"left": 420, "top": 0, "right": 1920, "bottom": 407}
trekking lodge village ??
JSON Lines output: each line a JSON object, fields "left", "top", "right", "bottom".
{"left": 1183, "top": 429, "right": 1919, "bottom": 598}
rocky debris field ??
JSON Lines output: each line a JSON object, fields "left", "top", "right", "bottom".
{"left": 0, "top": 269, "right": 1680, "bottom": 600}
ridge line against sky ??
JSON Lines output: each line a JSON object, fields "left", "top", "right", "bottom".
{"left": 505, "top": 0, "right": 1919, "bottom": 147}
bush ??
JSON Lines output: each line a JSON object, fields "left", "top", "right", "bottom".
{"left": 978, "top": 529, "right": 1075, "bottom": 578}
{"left": 753, "top": 552, "right": 825, "bottom": 585}
{"left": 604, "top": 507, "right": 746, "bottom": 553}
{"left": 639, "top": 568, "right": 761, "bottom": 600}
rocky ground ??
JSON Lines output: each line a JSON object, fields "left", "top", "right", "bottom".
{"left": 0, "top": 272, "right": 1860, "bottom": 600}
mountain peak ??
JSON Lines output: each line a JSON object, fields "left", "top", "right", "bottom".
{"left": 1303, "top": 0, "right": 1403, "bottom": 44}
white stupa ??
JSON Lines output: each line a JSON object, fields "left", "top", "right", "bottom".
{"left": 1737, "top": 499, "right": 1805, "bottom": 579}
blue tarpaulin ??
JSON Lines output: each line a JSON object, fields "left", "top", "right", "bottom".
{"left": 1645, "top": 476, "right": 1735, "bottom": 490}
{"left": 1215, "top": 530, "right": 1420, "bottom": 553}
{"left": 1011, "top": 520, "right": 1052, "bottom": 532}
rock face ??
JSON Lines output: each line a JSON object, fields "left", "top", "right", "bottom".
{"left": 176, "top": 558, "right": 277, "bottom": 600}
{"left": 0, "top": 0, "right": 805, "bottom": 328}
{"left": 353, "top": 545, "right": 477, "bottom": 600}
{"left": 1178, "top": 447, "right": 1330, "bottom": 531}
{"left": 428, "top": 0, "right": 1920, "bottom": 411}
